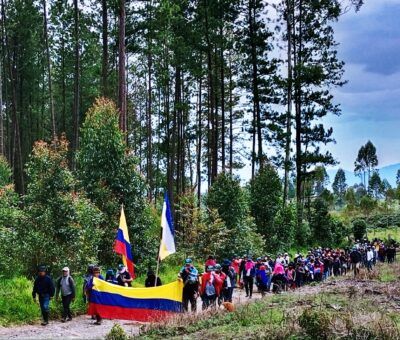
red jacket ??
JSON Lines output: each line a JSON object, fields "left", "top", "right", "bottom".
{"left": 215, "top": 272, "right": 226, "bottom": 296}
{"left": 200, "top": 272, "right": 223, "bottom": 296}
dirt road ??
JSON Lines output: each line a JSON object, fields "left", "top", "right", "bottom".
{"left": 0, "top": 288, "right": 258, "bottom": 339}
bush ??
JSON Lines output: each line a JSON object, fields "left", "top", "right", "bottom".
{"left": 298, "top": 308, "right": 331, "bottom": 340}
{"left": 271, "top": 203, "right": 296, "bottom": 253}
{"left": 105, "top": 324, "right": 130, "bottom": 340}
{"left": 353, "top": 219, "right": 367, "bottom": 241}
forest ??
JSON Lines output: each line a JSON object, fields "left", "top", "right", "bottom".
{"left": 3, "top": 0, "right": 398, "bottom": 279}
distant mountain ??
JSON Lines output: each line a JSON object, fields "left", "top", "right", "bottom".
{"left": 326, "top": 163, "right": 400, "bottom": 188}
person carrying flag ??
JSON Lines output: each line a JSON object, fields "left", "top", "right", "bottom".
{"left": 114, "top": 206, "right": 135, "bottom": 280}
{"left": 117, "top": 264, "right": 133, "bottom": 287}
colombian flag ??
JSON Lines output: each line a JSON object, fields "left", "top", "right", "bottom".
{"left": 88, "top": 277, "right": 183, "bottom": 321}
{"left": 114, "top": 207, "right": 135, "bottom": 278}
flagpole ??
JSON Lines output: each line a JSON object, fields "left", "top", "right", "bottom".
{"left": 154, "top": 255, "right": 161, "bottom": 287}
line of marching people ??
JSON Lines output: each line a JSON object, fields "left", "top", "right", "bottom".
{"left": 178, "top": 238, "right": 398, "bottom": 313}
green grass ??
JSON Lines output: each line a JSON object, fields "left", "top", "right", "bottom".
{"left": 367, "top": 226, "right": 400, "bottom": 241}
{"left": 0, "top": 276, "right": 87, "bottom": 326}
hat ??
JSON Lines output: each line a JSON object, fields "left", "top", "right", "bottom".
{"left": 185, "top": 258, "right": 192, "bottom": 265}
{"left": 215, "top": 264, "right": 221, "bottom": 270}
{"left": 62, "top": 267, "right": 69, "bottom": 272}
{"left": 223, "top": 259, "right": 231, "bottom": 266}
{"left": 38, "top": 265, "right": 47, "bottom": 272}
{"left": 207, "top": 265, "right": 214, "bottom": 272}
{"left": 118, "top": 264, "right": 125, "bottom": 270}
{"left": 106, "top": 269, "right": 114, "bottom": 276}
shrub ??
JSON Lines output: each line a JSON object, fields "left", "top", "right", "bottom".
{"left": 298, "top": 308, "right": 331, "bottom": 339}
{"left": 105, "top": 324, "right": 130, "bottom": 340}
{"left": 353, "top": 219, "right": 367, "bottom": 241}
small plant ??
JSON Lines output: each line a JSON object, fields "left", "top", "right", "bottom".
{"left": 298, "top": 308, "right": 331, "bottom": 339}
{"left": 105, "top": 324, "right": 129, "bottom": 340}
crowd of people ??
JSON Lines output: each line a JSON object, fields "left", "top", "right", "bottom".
{"left": 178, "top": 238, "right": 398, "bottom": 312}
{"left": 31, "top": 238, "right": 397, "bottom": 326}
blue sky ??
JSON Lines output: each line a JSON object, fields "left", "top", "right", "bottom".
{"left": 326, "top": 0, "right": 400, "bottom": 170}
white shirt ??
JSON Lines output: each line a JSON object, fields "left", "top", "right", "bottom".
{"left": 367, "top": 250, "right": 374, "bottom": 261}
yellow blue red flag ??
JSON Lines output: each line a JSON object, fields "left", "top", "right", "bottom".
{"left": 88, "top": 277, "right": 183, "bottom": 321}
{"left": 114, "top": 206, "right": 135, "bottom": 278}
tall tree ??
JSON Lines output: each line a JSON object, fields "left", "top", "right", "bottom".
{"left": 72, "top": 0, "right": 80, "bottom": 162}
{"left": 42, "top": 0, "right": 56, "bottom": 138}
{"left": 354, "top": 140, "right": 378, "bottom": 190}
{"left": 118, "top": 0, "right": 127, "bottom": 138}
{"left": 332, "top": 168, "right": 347, "bottom": 206}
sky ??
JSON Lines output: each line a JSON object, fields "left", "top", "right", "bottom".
{"left": 325, "top": 0, "right": 400, "bottom": 170}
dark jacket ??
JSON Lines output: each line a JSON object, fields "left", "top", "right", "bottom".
{"left": 144, "top": 275, "right": 162, "bottom": 287}
{"left": 32, "top": 275, "right": 55, "bottom": 299}
{"left": 350, "top": 250, "right": 362, "bottom": 263}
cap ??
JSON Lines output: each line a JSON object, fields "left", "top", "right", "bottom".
{"left": 118, "top": 264, "right": 125, "bottom": 270}
{"left": 207, "top": 265, "right": 214, "bottom": 271}
{"left": 215, "top": 264, "right": 221, "bottom": 270}
{"left": 62, "top": 267, "right": 69, "bottom": 272}
{"left": 38, "top": 265, "right": 47, "bottom": 272}
{"left": 185, "top": 258, "right": 192, "bottom": 265}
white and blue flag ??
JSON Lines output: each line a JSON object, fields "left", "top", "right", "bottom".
{"left": 159, "top": 193, "right": 176, "bottom": 261}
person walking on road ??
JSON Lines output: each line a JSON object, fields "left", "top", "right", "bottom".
{"left": 32, "top": 266, "right": 55, "bottom": 326}
{"left": 55, "top": 267, "right": 76, "bottom": 322}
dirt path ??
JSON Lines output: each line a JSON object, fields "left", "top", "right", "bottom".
{"left": 0, "top": 289, "right": 258, "bottom": 339}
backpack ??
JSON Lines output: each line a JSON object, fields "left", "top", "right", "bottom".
{"left": 205, "top": 282, "right": 216, "bottom": 296}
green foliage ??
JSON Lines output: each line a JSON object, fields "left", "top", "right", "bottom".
{"left": 360, "top": 195, "right": 377, "bottom": 217}
{"left": 206, "top": 173, "right": 248, "bottom": 230}
{"left": 270, "top": 203, "right": 296, "bottom": 253}
{"left": 332, "top": 168, "right": 347, "bottom": 206}
{"left": 310, "top": 198, "right": 334, "bottom": 247}
{"left": 0, "top": 158, "right": 23, "bottom": 277}
{"left": 353, "top": 219, "right": 367, "bottom": 241}
{"left": 77, "top": 98, "right": 155, "bottom": 269}
{"left": 21, "top": 136, "right": 103, "bottom": 273}
{"left": 105, "top": 324, "right": 130, "bottom": 340}
{"left": 249, "top": 165, "right": 282, "bottom": 238}
{"left": 0, "top": 156, "right": 12, "bottom": 187}
{"left": 298, "top": 308, "right": 331, "bottom": 340}
{"left": 178, "top": 191, "right": 264, "bottom": 260}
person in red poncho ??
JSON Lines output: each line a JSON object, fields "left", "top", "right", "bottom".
{"left": 200, "top": 265, "right": 222, "bottom": 310}
{"left": 214, "top": 264, "right": 226, "bottom": 306}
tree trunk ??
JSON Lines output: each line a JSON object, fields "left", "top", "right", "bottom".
{"left": 249, "top": 0, "right": 263, "bottom": 170}
{"left": 295, "top": 0, "right": 303, "bottom": 225}
{"left": 228, "top": 54, "right": 233, "bottom": 175}
{"left": 283, "top": 0, "right": 293, "bottom": 206}
{"left": 101, "top": 0, "right": 109, "bottom": 97}
{"left": 147, "top": 47, "right": 153, "bottom": 200}
{"left": 196, "top": 77, "right": 202, "bottom": 206}
{"left": 118, "top": 0, "right": 127, "bottom": 139}
{"left": 42, "top": 0, "right": 56, "bottom": 138}
{"left": 72, "top": 0, "right": 80, "bottom": 165}
{"left": 219, "top": 21, "right": 225, "bottom": 172}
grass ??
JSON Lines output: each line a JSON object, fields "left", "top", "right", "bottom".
{"left": 367, "top": 226, "right": 400, "bottom": 241}
{"left": 0, "top": 276, "right": 87, "bottom": 326}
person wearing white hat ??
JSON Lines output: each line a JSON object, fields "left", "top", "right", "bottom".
{"left": 55, "top": 267, "right": 76, "bottom": 322}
